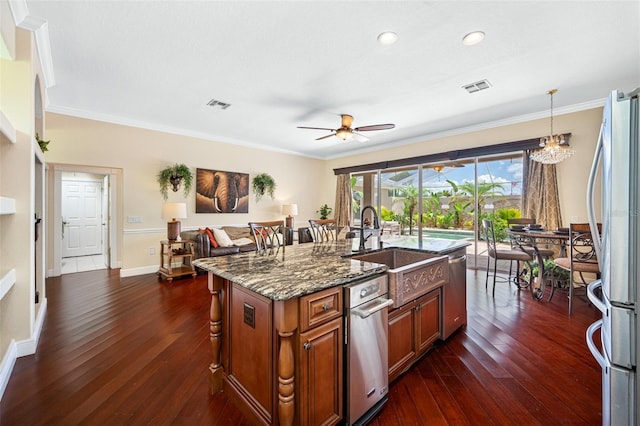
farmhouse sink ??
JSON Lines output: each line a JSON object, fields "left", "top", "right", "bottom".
{"left": 351, "top": 248, "right": 449, "bottom": 308}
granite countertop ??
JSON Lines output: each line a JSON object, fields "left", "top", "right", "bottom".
{"left": 193, "top": 239, "right": 386, "bottom": 301}
{"left": 193, "top": 236, "right": 470, "bottom": 301}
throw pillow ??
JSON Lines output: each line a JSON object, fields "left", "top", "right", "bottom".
{"left": 212, "top": 227, "right": 234, "bottom": 247}
{"left": 204, "top": 228, "right": 219, "bottom": 248}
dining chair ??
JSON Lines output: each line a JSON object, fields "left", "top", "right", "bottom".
{"left": 553, "top": 223, "right": 601, "bottom": 315}
{"left": 249, "top": 221, "right": 285, "bottom": 252}
{"left": 507, "top": 218, "right": 536, "bottom": 226}
{"left": 308, "top": 219, "right": 337, "bottom": 242}
{"left": 482, "top": 219, "right": 535, "bottom": 296}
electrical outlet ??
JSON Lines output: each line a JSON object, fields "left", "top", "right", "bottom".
{"left": 127, "top": 216, "right": 143, "bottom": 223}
{"left": 149, "top": 247, "right": 156, "bottom": 255}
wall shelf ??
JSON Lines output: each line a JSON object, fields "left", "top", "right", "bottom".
{"left": 0, "top": 197, "right": 16, "bottom": 215}
{"left": 0, "top": 269, "right": 16, "bottom": 301}
{"left": 0, "top": 110, "right": 16, "bottom": 144}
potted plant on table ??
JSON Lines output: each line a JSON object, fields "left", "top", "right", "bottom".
{"left": 158, "top": 163, "right": 193, "bottom": 200}
{"left": 317, "top": 204, "right": 332, "bottom": 219}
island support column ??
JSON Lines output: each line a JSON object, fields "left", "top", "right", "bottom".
{"left": 208, "top": 272, "right": 225, "bottom": 394}
{"left": 274, "top": 298, "right": 298, "bottom": 426}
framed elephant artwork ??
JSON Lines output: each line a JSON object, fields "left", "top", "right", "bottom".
{"left": 195, "top": 168, "right": 250, "bottom": 213}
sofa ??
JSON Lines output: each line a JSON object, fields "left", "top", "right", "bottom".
{"left": 181, "top": 225, "right": 257, "bottom": 261}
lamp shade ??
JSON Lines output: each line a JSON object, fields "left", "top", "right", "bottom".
{"left": 282, "top": 204, "right": 298, "bottom": 216}
{"left": 162, "top": 202, "right": 187, "bottom": 220}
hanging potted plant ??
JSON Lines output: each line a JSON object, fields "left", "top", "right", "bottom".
{"left": 158, "top": 163, "right": 193, "bottom": 200}
{"left": 36, "top": 133, "right": 50, "bottom": 152}
{"left": 252, "top": 173, "right": 276, "bottom": 201}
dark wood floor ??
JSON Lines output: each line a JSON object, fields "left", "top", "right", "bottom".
{"left": 0, "top": 268, "right": 602, "bottom": 425}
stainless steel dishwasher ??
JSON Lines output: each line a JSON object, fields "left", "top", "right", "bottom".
{"left": 442, "top": 248, "right": 467, "bottom": 339}
{"left": 344, "top": 274, "right": 394, "bottom": 425}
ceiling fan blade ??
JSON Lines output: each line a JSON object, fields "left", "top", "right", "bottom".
{"left": 354, "top": 123, "right": 395, "bottom": 132}
{"left": 352, "top": 132, "right": 369, "bottom": 142}
{"left": 298, "top": 126, "right": 336, "bottom": 131}
{"left": 341, "top": 114, "right": 354, "bottom": 128}
{"left": 316, "top": 133, "right": 336, "bottom": 141}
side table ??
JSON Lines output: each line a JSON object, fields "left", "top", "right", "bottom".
{"left": 158, "top": 240, "right": 197, "bottom": 282}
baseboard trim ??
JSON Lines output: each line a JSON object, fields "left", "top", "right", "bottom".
{"left": 0, "top": 297, "right": 48, "bottom": 401}
{"left": 120, "top": 265, "right": 158, "bottom": 278}
{"left": 0, "top": 340, "right": 17, "bottom": 401}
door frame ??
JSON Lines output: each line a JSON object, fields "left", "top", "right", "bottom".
{"left": 48, "top": 164, "right": 122, "bottom": 277}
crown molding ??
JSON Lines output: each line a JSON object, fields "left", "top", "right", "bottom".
{"left": 8, "top": 0, "right": 55, "bottom": 88}
{"left": 46, "top": 104, "right": 325, "bottom": 160}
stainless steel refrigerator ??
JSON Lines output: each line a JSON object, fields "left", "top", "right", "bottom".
{"left": 586, "top": 88, "right": 639, "bottom": 426}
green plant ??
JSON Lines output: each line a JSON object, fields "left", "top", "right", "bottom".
{"left": 36, "top": 133, "right": 50, "bottom": 152}
{"left": 317, "top": 204, "right": 332, "bottom": 219}
{"left": 526, "top": 259, "right": 570, "bottom": 283}
{"left": 158, "top": 163, "right": 193, "bottom": 200}
{"left": 252, "top": 173, "right": 276, "bottom": 201}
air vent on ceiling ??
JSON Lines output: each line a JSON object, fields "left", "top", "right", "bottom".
{"left": 462, "top": 79, "right": 492, "bottom": 93}
{"left": 207, "top": 99, "right": 231, "bottom": 109}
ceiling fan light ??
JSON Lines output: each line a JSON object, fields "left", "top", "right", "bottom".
{"left": 336, "top": 128, "right": 352, "bottom": 140}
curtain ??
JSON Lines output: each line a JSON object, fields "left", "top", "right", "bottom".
{"left": 334, "top": 174, "right": 352, "bottom": 228}
{"left": 523, "top": 151, "right": 563, "bottom": 231}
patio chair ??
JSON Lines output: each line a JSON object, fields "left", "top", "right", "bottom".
{"left": 553, "top": 223, "right": 601, "bottom": 315}
{"left": 482, "top": 219, "right": 535, "bottom": 296}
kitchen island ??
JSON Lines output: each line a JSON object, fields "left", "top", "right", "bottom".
{"left": 193, "top": 236, "right": 469, "bottom": 425}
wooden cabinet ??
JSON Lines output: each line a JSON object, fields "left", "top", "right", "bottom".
{"left": 158, "top": 240, "right": 196, "bottom": 282}
{"left": 217, "top": 280, "right": 344, "bottom": 425}
{"left": 388, "top": 288, "right": 441, "bottom": 383}
{"left": 298, "top": 317, "right": 343, "bottom": 426}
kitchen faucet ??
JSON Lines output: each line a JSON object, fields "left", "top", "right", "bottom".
{"left": 358, "top": 205, "right": 380, "bottom": 252}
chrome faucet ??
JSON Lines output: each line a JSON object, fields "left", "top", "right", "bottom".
{"left": 358, "top": 205, "right": 380, "bottom": 252}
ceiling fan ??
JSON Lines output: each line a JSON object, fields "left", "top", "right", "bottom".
{"left": 298, "top": 114, "right": 395, "bottom": 142}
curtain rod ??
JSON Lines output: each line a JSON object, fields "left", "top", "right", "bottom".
{"left": 333, "top": 134, "right": 571, "bottom": 175}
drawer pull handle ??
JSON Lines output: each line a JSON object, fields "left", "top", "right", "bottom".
{"left": 303, "top": 342, "right": 312, "bottom": 351}
{"left": 321, "top": 304, "right": 331, "bottom": 311}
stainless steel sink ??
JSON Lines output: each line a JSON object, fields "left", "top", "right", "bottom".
{"left": 352, "top": 248, "right": 449, "bottom": 308}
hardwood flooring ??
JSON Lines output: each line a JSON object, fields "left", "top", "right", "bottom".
{"left": 0, "top": 268, "right": 602, "bottom": 425}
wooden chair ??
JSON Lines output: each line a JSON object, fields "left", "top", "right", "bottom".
{"left": 553, "top": 223, "right": 601, "bottom": 315}
{"left": 482, "top": 219, "right": 535, "bottom": 296}
{"left": 248, "top": 221, "right": 285, "bottom": 252}
{"left": 308, "top": 219, "right": 337, "bottom": 242}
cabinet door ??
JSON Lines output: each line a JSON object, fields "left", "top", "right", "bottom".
{"left": 299, "top": 317, "right": 343, "bottom": 426}
{"left": 416, "top": 289, "right": 441, "bottom": 355}
{"left": 387, "top": 302, "right": 416, "bottom": 382}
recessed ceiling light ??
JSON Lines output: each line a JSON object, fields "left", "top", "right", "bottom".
{"left": 377, "top": 31, "right": 398, "bottom": 45}
{"left": 462, "top": 31, "right": 485, "bottom": 46}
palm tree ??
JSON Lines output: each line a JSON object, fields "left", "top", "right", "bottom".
{"left": 393, "top": 185, "right": 419, "bottom": 235}
{"left": 458, "top": 181, "right": 505, "bottom": 238}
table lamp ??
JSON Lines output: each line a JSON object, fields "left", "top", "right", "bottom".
{"left": 162, "top": 202, "right": 187, "bottom": 241}
{"left": 282, "top": 203, "right": 298, "bottom": 228}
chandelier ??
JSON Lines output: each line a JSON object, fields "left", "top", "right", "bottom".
{"left": 530, "top": 89, "right": 575, "bottom": 164}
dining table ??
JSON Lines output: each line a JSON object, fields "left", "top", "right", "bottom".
{"left": 507, "top": 228, "right": 572, "bottom": 300}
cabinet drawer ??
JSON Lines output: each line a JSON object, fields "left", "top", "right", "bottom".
{"left": 300, "top": 286, "right": 343, "bottom": 332}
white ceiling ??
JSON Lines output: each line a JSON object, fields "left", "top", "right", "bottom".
{"left": 26, "top": 1, "right": 640, "bottom": 160}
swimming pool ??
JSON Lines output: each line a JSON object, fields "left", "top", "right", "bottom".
{"left": 412, "top": 229, "right": 475, "bottom": 241}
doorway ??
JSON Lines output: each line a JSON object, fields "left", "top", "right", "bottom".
{"left": 49, "top": 164, "right": 122, "bottom": 277}
{"left": 61, "top": 173, "right": 106, "bottom": 274}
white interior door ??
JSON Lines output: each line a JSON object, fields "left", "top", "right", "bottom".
{"left": 62, "top": 179, "right": 103, "bottom": 258}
